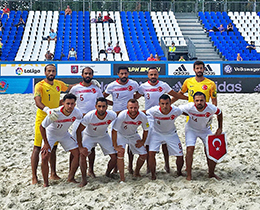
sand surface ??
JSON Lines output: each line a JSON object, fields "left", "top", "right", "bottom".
{"left": 0, "top": 93, "right": 260, "bottom": 209}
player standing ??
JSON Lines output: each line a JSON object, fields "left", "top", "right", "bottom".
{"left": 176, "top": 60, "right": 217, "bottom": 105}
{"left": 76, "top": 97, "right": 117, "bottom": 187}
{"left": 112, "top": 99, "right": 149, "bottom": 182}
{"left": 40, "top": 93, "right": 82, "bottom": 187}
{"left": 179, "top": 92, "right": 223, "bottom": 180}
{"left": 134, "top": 67, "right": 187, "bottom": 173}
{"left": 147, "top": 94, "right": 184, "bottom": 180}
{"left": 31, "top": 64, "right": 73, "bottom": 184}
{"left": 103, "top": 66, "right": 139, "bottom": 114}
{"left": 69, "top": 67, "right": 103, "bottom": 178}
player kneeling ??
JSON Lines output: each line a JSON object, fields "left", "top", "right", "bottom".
{"left": 40, "top": 93, "right": 83, "bottom": 187}
{"left": 147, "top": 94, "right": 184, "bottom": 180}
{"left": 112, "top": 99, "right": 149, "bottom": 182}
{"left": 76, "top": 97, "right": 117, "bottom": 187}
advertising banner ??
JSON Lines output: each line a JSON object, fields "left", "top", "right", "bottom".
{"left": 0, "top": 77, "right": 33, "bottom": 94}
{"left": 57, "top": 64, "right": 111, "bottom": 76}
{"left": 35, "top": 77, "right": 260, "bottom": 93}
{"left": 223, "top": 63, "right": 260, "bottom": 75}
{"left": 168, "top": 63, "right": 221, "bottom": 76}
{"left": 1, "top": 64, "right": 46, "bottom": 76}
{"left": 113, "top": 63, "right": 166, "bottom": 75}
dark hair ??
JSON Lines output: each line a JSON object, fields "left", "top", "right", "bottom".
{"left": 193, "top": 91, "right": 206, "bottom": 99}
{"left": 193, "top": 60, "right": 205, "bottom": 69}
{"left": 44, "top": 64, "right": 56, "bottom": 72}
{"left": 82, "top": 66, "right": 94, "bottom": 74}
{"left": 96, "top": 97, "right": 107, "bottom": 105}
{"left": 148, "top": 67, "right": 158, "bottom": 72}
{"left": 127, "top": 98, "right": 138, "bottom": 104}
{"left": 159, "top": 94, "right": 171, "bottom": 102}
{"left": 63, "top": 93, "right": 77, "bottom": 102}
{"left": 118, "top": 66, "right": 129, "bottom": 73}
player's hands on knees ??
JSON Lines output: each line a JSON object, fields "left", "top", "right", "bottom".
{"left": 115, "top": 145, "right": 124, "bottom": 154}
{"left": 135, "top": 140, "right": 144, "bottom": 148}
{"left": 215, "top": 128, "right": 222, "bottom": 136}
{"left": 41, "top": 143, "right": 51, "bottom": 156}
{"left": 79, "top": 147, "right": 88, "bottom": 157}
{"left": 43, "top": 107, "right": 59, "bottom": 121}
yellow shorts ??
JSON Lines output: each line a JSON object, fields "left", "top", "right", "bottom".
{"left": 34, "top": 112, "right": 58, "bottom": 147}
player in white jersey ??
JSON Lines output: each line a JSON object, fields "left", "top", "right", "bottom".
{"left": 146, "top": 94, "right": 184, "bottom": 180}
{"left": 103, "top": 66, "right": 139, "bottom": 114}
{"left": 40, "top": 93, "right": 83, "bottom": 187}
{"left": 112, "top": 99, "right": 149, "bottom": 182}
{"left": 179, "top": 92, "right": 223, "bottom": 181}
{"left": 134, "top": 67, "right": 187, "bottom": 174}
{"left": 76, "top": 97, "right": 117, "bottom": 187}
{"left": 69, "top": 67, "right": 103, "bottom": 178}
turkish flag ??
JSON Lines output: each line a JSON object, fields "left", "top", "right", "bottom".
{"left": 206, "top": 133, "right": 227, "bottom": 163}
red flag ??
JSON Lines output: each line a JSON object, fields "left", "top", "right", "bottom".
{"left": 206, "top": 133, "right": 227, "bottom": 163}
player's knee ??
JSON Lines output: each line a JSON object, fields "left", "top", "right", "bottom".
{"left": 41, "top": 154, "right": 49, "bottom": 163}
{"left": 140, "top": 154, "right": 147, "bottom": 161}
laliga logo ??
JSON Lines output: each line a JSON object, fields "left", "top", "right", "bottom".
{"left": 224, "top": 65, "right": 233, "bottom": 74}
{"left": 15, "top": 67, "right": 23, "bottom": 75}
{"left": 212, "top": 138, "right": 222, "bottom": 151}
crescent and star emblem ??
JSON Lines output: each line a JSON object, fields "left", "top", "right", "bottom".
{"left": 212, "top": 138, "right": 222, "bottom": 151}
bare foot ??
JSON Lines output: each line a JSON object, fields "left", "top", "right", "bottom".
{"left": 49, "top": 174, "right": 61, "bottom": 180}
{"left": 68, "top": 178, "right": 79, "bottom": 183}
{"left": 209, "top": 173, "right": 221, "bottom": 180}
{"left": 79, "top": 180, "right": 88, "bottom": 187}
{"left": 43, "top": 183, "right": 49, "bottom": 187}
{"left": 128, "top": 166, "right": 134, "bottom": 175}
{"left": 133, "top": 172, "right": 141, "bottom": 177}
{"left": 164, "top": 166, "right": 170, "bottom": 173}
{"left": 151, "top": 174, "right": 156, "bottom": 180}
{"left": 186, "top": 175, "right": 192, "bottom": 181}
{"left": 177, "top": 171, "right": 184, "bottom": 177}
{"left": 32, "top": 177, "right": 38, "bottom": 185}
{"left": 88, "top": 171, "right": 96, "bottom": 178}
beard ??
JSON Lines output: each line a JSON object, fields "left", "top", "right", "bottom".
{"left": 97, "top": 110, "right": 106, "bottom": 116}
{"left": 47, "top": 75, "right": 55, "bottom": 81}
{"left": 196, "top": 72, "right": 203, "bottom": 77}
{"left": 149, "top": 78, "right": 157, "bottom": 83}
{"left": 83, "top": 77, "right": 92, "bottom": 84}
{"left": 120, "top": 77, "right": 128, "bottom": 83}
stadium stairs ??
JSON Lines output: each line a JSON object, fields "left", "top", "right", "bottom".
{"left": 175, "top": 13, "right": 222, "bottom": 61}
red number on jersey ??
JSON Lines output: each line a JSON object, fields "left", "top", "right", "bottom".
{"left": 80, "top": 94, "right": 84, "bottom": 101}
{"left": 191, "top": 116, "right": 198, "bottom": 122}
{"left": 146, "top": 93, "right": 150, "bottom": 100}
{"left": 116, "top": 93, "right": 119, "bottom": 98}
{"left": 57, "top": 124, "right": 63, "bottom": 129}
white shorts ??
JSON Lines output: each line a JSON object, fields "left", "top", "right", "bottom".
{"left": 185, "top": 126, "right": 212, "bottom": 147}
{"left": 144, "top": 118, "right": 154, "bottom": 146}
{"left": 71, "top": 118, "right": 81, "bottom": 140}
{"left": 82, "top": 133, "right": 116, "bottom": 156}
{"left": 117, "top": 133, "right": 147, "bottom": 155}
{"left": 47, "top": 132, "right": 78, "bottom": 152}
{"left": 149, "top": 130, "right": 183, "bottom": 156}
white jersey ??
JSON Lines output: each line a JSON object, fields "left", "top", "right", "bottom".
{"left": 105, "top": 79, "right": 139, "bottom": 112}
{"left": 138, "top": 80, "right": 172, "bottom": 110}
{"left": 147, "top": 105, "right": 182, "bottom": 134}
{"left": 179, "top": 102, "right": 221, "bottom": 131}
{"left": 113, "top": 109, "right": 149, "bottom": 136}
{"left": 81, "top": 110, "right": 117, "bottom": 137}
{"left": 69, "top": 82, "right": 103, "bottom": 114}
{"left": 42, "top": 106, "right": 83, "bottom": 137}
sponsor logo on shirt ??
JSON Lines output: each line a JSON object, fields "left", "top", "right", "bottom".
{"left": 154, "top": 115, "right": 176, "bottom": 120}
{"left": 56, "top": 116, "right": 76, "bottom": 123}
{"left": 114, "top": 86, "right": 133, "bottom": 91}
{"left": 144, "top": 86, "right": 163, "bottom": 92}
{"left": 123, "top": 121, "right": 142, "bottom": 125}
{"left": 91, "top": 120, "right": 112, "bottom": 126}
{"left": 189, "top": 112, "right": 211, "bottom": 118}
{"left": 76, "top": 88, "right": 97, "bottom": 94}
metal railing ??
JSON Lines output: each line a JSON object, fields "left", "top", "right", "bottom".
{"left": 0, "top": 0, "right": 260, "bottom": 12}
{"left": 185, "top": 36, "right": 196, "bottom": 59}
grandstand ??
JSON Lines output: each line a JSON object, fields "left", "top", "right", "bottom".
{"left": 1, "top": 7, "right": 260, "bottom": 61}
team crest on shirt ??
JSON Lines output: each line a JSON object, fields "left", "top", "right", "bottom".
{"left": 205, "top": 112, "right": 211, "bottom": 118}
{"left": 170, "top": 115, "right": 176, "bottom": 120}
{"left": 127, "top": 85, "right": 133, "bottom": 91}
{"left": 158, "top": 86, "right": 163, "bottom": 92}
{"left": 92, "top": 88, "right": 96, "bottom": 93}
{"left": 56, "top": 86, "right": 60, "bottom": 92}
{"left": 202, "top": 85, "right": 208, "bottom": 90}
